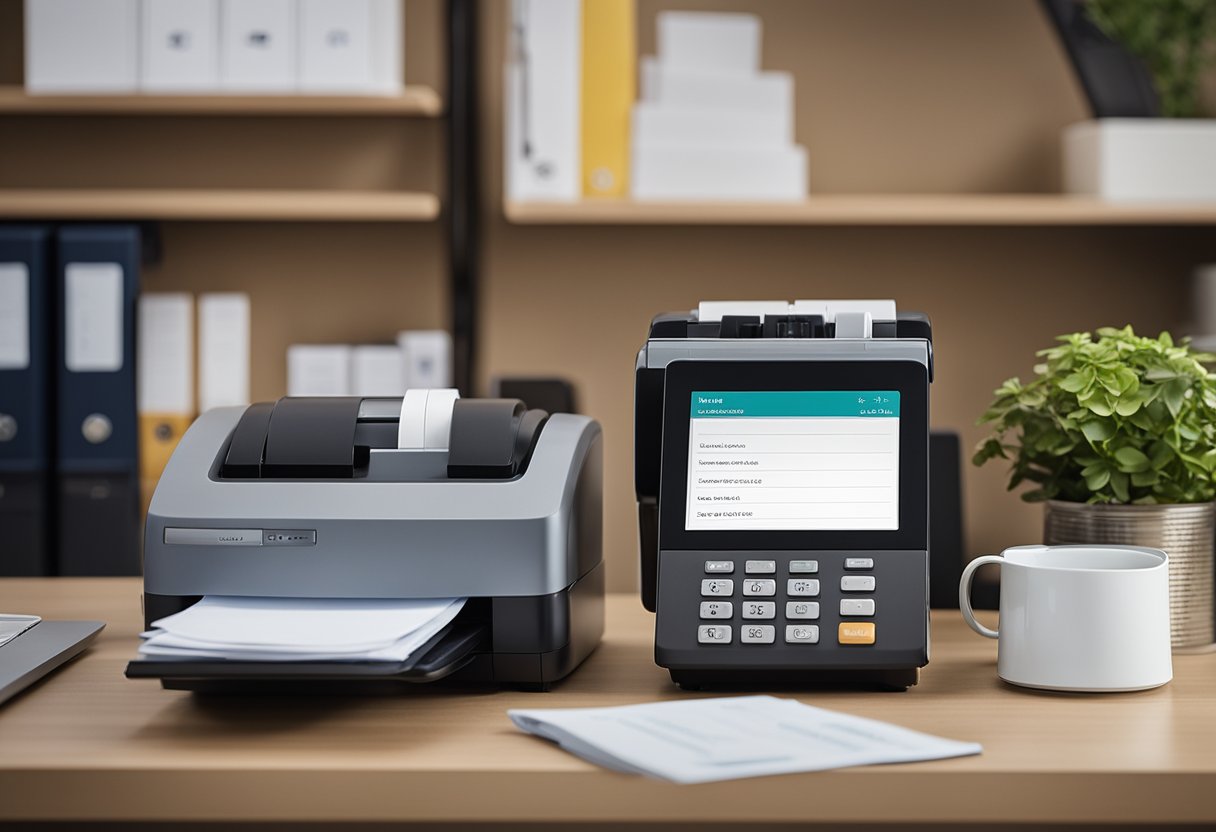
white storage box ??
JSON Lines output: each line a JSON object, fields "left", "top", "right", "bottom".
{"left": 141, "top": 0, "right": 220, "bottom": 92}
{"left": 220, "top": 0, "right": 296, "bottom": 92}
{"left": 633, "top": 102, "right": 791, "bottom": 149}
{"left": 640, "top": 57, "right": 792, "bottom": 113}
{"left": 1063, "top": 119, "right": 1216, "bottom": 201}
{"left": 632, "top": 143, "right": 807, "bottom": 201}
{"left": 297, "top": 0, "right": 402, "bottom": 93}
{"left": 25, "top": 0, "right": 139, "bottom": 93}
{"left": 287, "top": 344, "right": 352, "bottom": 397}
{"left": 656, "top": 12, "right": 759, "bottom": 75}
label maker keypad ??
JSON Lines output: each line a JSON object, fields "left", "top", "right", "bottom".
{"left": 695, "top": 556, "right": 878, "bottom": 647}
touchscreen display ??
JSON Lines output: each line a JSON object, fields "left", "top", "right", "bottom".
{"left": 686, "top": 391, "right": 900, "bottom": 531}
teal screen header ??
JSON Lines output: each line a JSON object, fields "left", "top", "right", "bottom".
{"left": 690, "top": 391, "right": 900, "bottom": 419}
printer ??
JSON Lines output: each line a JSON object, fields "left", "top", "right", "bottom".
{"left": 635, "top": 300, "right": 933, "bottom": 690}
{"left": 126, "top": 391, "right": 604, "bottom": 691}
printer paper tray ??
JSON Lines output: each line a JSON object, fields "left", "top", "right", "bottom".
{"left": 124, "top": 620, "right": 488, "bottom": 683}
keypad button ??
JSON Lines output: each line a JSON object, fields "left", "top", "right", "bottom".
{"left": 745, "top": 560, "right": 776, "bottom": 574}
{"left": 741, "top": 601, "right": 775, "bottom": 620}
{"left": 787, "top": 578, "right": 820, "bottom": 597}
{"left": 840, "top": 598, "right": 875, "bottom": 616}
{"left": 785, "top": 601, "right": 820, "bottom": 620}
{"left": 839, "top": 622, "right": 876, "bottom": 645}
{"left": 701, "top": 579, "right": 734, "bottom": 597}
{"left": 844, "top": 557, "right": 874, "bottom": 570}
{"left": 742, "top": 579, "right": 776, "bottom": 597}
{"left": 704, "top": 560, "right": 735, "bottom": 574}
{"left": 698, "top": 624, "right": 733, "bottom": 644}
{"left": 700, "top": 601, "right": 733, "bottom": 619}
{"left": 840, "top": 575, "right": 876, "bottom": 592}
{"left": 789, "top": 560, "right": 819, "bottom": 574}
{"left": 785, "top": 624, "right": 820, "bottom": 644}
{"left": 741, "top": 624, "right": 775, "bottom": 644}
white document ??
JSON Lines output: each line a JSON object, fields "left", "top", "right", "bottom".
{"left": 510, "top": 695, "right": 982, "bottom": 784}
{"left": 198, "top": 293, "right": 250, "bottom": 412}
{"left": 25, "top": 0, "right": 139, "bottom": 93}
{"left": 504, "top": 0, "right": 582, "bottom": 201}
{"left": 141, "top": 0, "right": 220, "bottom": 92}
{"left": 139, "top": 595, "right": 465, "bottom": 662}
{"left": 137, "top": 293, "right": 194, "bottom": 414}
{"left": 65, "top": 263, "right": 124, "bottom": 372}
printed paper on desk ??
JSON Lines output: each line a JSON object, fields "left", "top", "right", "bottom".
{"left": 509, "top": 695, "right": 982, "bottom": 784}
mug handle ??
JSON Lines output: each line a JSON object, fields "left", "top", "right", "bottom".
{"left": 959, "top": 555, "right": 1003, "bottom": 639}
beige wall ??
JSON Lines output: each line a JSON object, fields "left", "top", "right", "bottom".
{"left": 476, "top": 0, "right": 1216, "bottom": 592}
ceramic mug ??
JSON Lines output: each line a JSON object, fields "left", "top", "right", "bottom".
{"left": 959, "top": 544, "right": 1173, "bottom": 692}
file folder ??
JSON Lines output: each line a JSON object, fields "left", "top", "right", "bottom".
{"left": 0, "top": 226, "right": 53, "bottom": 576}
{"left": 56, "top": 226, "right": 141, "bottom": 577}
{"left": 581, "top": 0, "right": 635, "bottom": 197}
{"left": 137, "top": 293, "right": 194, "bottom": 508}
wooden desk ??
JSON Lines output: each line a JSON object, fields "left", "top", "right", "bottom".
{"left": 1, "top": 579, "right": 1213, "bottom": 828}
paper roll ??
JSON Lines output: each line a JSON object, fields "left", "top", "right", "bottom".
{"left": 397, "top": 388, "right": 460, "bottom": 450}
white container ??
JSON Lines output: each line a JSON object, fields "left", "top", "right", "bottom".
{"left": 350, "top": 344, "right": 406, "bottom": 397}
{"left": 287, "top": 344, "right": 351, "bottom": 396}
{"left": 297, "top": 0, "right": 401, "bottom": 93}
{"left": 220, "top": 0, "right": 296, "bottom": 92}
{"left": 656, "top": 12, "right": 759, "bottom": 76}
{"left": 632, "top": 143, "right": 807, "bottom": 201}
{"left": 141, "top": 0, "right": 220, "bottom": 92}
{"left": 24, "top": 0, "right": 139, "bottom": 93}
{"left": 398, "top": 330, "right": 452, "bottom": 389}
{"left": 1063, "top": 119, "right": 1216, "bottom": 201}
{"left": 197, "top": 293, "right": 250, "bottom": 413}
{"left": 633, "top": 102, "right": 791, "bottom": 149}
{"left": 960, "top": 545, "right": 1173, "bottom": 692}
{"left": 640, "top": 57, "right": 791, "bottom": 114}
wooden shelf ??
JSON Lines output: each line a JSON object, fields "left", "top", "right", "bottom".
{"left": 0, "top": 85, "right": 443, "bottom": 116}
{"left": 504, "top": 195, "right": 1216, "bottom": 226}
{"left": 0, "top": 189, "right": 441, "bottom": 221}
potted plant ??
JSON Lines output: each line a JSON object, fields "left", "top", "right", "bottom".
{"left": 974, "top": 326, "right": 1215, "bottom": 650}
{"left": 1046, "top": 0, "right": 1216, "bottom": 200}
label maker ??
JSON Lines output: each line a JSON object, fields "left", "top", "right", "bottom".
{"left": 635, "top": 300, "right": 933, "bottom": 689}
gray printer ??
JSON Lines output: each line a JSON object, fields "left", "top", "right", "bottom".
{"left": 126, "top": 394, "right": 604, "bottom": 691}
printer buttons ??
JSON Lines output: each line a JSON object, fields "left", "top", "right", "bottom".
{"left": 839, "top": 623, "right": 876, "bottom": 645}
{"left": 841, "top": 576, "right": 876, "bottom": 592}
{"left": 698, "top": 625, "right": 733, "bottom": 644}
{"left": 840, "top": 599, "right": 875, "bottom": 617}
{"left": 701, "top": 579, "right": 734, "bottom": 597}
{"left": 789, "top": 560, "right": 819, "bottom": 574}
{"left": 742, "top": 579, "right": 776, "bottom": 597}
{"left": 704, "top": 560, "right": 735, "bottom": 574}
{"left": 700, "top": 601, "right": 733, "bottom": 619}
{"left": 740, "top": 625, "right": 775, "bottom": 644}
{"left": 844, "top": 557, "right": 874, "bottom": 570}
{"left": 786, "top": 601, "right": 819, "bottom": 620}
{"left": 745, "top": 560, "right": 776, "bottom": 574}
{"left": 741, "top": 601, "right": 775, "bottom": 620}
{"left": 785, "top": 625, "right": 820, "bottom": 644}
{"left": 787, "top": 579, "right": 820, "bottom": 597}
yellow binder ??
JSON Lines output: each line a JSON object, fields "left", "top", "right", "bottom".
{"left": 581, "top": 0, "right": 635, "bottom": 198}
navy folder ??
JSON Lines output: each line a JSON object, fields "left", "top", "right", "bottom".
{"left": 0, "top": 226, "right": 53, "bottom": 576}
{"left": 55, "top": 226, "right": 141, "bottom": 576}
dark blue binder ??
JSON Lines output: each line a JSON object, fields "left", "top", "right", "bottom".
{"left": 55, "top": 226, "right": 141, "bottom": 576}
{"left": 0, "top": 226, "right": 53, "bottom": 576}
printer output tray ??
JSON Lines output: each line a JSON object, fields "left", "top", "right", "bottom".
{"left": 124, "top": 620, "right": 488, "bottom": 687}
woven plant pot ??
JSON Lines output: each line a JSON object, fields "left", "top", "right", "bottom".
{"left": 1044, "top": 500, "right": 1215, "bottom": 651}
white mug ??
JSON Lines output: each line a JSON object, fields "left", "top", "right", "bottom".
{"left": 959, "top": 545, "right": 1173, "bottom": 692}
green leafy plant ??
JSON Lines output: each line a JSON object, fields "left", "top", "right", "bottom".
{"left": 974, "top": 327, "right": 1216, "bottom": 504}
{"left": 1088, "top": 0, "right": 1216, "bottom": 118}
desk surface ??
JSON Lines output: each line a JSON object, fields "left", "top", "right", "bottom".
{"left": 0, "top": 579, "right": 1213, "bottom": 826}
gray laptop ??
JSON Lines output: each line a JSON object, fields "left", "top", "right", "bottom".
{"left": 0, "top": 615, "right": 104, "bottom": 706}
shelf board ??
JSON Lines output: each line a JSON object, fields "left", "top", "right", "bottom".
{"left": 0, "top": 85, "right": 443, "bottom": 116}
{"left": 0, "top": 189, "right": 441, "bottom": 222}
{"left": 504, "top": 195, "right": 1216, "bottom": 226}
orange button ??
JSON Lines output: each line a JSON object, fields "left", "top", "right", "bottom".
{"left": 838, "top": 622, "right": 876, "bottom": 645}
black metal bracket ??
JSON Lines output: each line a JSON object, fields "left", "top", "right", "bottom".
{"left": 446, "top": 0, "right": 480, "bottom": 395}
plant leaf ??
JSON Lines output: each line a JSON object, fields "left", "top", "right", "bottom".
{"left": 1114, "top": 446, "right": 1151, "bottom": 473}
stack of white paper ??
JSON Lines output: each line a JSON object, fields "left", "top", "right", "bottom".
{"left": 510, "top": 695, "right": 981, "bottom": 784}
{"left": 139, "top": 596, "right": 465, "bottom": 662}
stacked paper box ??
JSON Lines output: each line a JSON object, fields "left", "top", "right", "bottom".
{"left": 286, "top": 330, "right": 451, "bottom": 397}
{"left": 631, "top": 12, "right": 807, "bottom": 201}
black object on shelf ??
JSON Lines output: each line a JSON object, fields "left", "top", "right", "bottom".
{"left": 1040, "top": 0, "right": 1160, "bottom": 118}
{"left": 448, "top": 0, "right": 480, "bottom": 395}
